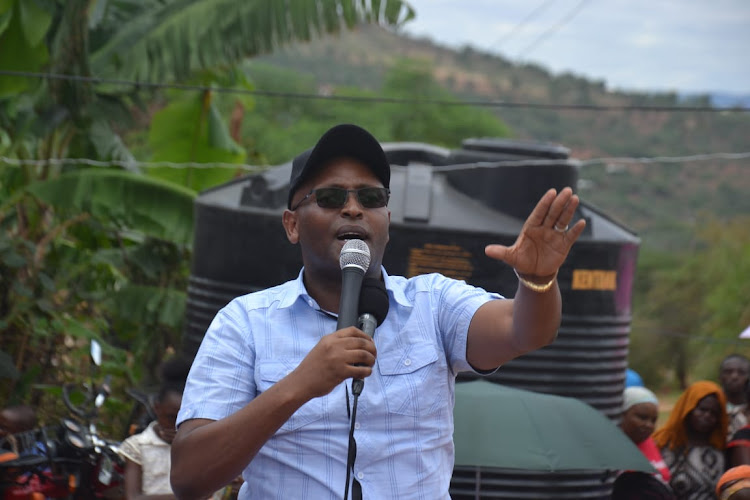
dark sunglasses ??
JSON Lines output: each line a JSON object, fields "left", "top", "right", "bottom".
{"left": 291, "top": 187, "right": 390, "bottom": 211}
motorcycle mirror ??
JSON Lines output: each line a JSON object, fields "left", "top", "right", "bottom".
{"left": 91, "top": 340, "right": 102, "bottom": 366}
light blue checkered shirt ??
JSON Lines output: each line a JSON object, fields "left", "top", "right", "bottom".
{"left": 178, "top": 269, "right": 501, "bottom": 499}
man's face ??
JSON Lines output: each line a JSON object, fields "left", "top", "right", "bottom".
{"left": 284, "top": 157, "right": 390, "bottom": 279}
{"left": 720, "top": 357, "right": 750, "bottom": 395}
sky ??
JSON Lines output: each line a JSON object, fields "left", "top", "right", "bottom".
{"left": 399, "top": 0, "right": 750, "bottom": 96}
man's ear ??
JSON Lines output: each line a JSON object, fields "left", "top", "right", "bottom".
{"left": 282, "top": 210, "right": 299, "bottom": 244}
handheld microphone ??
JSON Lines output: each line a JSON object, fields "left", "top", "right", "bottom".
{"left": 353, "top": 277, "right": 389, "bottom": 395}
{"left": 337, "top": 239, "right": 371, "bottom": 330}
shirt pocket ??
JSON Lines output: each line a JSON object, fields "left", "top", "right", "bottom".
{"left": 377, "top": 341, "right": 443, "bottom": 417}
{"left": 257, "top": 360, "right": 324, "bottom": 432}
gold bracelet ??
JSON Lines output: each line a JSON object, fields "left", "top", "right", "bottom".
{"left": 514, "top": 269, "right": 557, "bottom": 293}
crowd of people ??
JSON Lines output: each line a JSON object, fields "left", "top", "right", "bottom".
{"left": 615, "top": 354, "right": 750, "bottom": 499}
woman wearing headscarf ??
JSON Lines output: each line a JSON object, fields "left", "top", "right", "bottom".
{"left": 619, "top": 386, "right": 671, "bottom": 483}
{"left": 653, "top": 380, "right": 728, "bottom": 500}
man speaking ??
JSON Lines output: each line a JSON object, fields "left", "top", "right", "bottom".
{"left": 170, "top": 123, "right": 585, "bottom": 499}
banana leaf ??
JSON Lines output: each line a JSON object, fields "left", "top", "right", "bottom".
{"left": 25, "top": 169, "right": 196, "bottom": 246}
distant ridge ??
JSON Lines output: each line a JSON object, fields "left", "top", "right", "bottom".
{"left": 259, "top": 24, "right": 750, "bottom": 251}
{"left": 705, "top": 92, "right": 750, "bottom": 109}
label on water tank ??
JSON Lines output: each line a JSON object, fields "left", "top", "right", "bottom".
{"left": 407, "top": 243, "right": 474, "bottom": 281}
{"left": 571, "top": 269, "right": 617, "bottom": 290}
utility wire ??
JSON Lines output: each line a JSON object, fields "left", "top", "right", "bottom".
{"left": 0, "top": 69, "right": 747, "bottom": 113}
{"left": 516, "top": 0, "right": 593, "bottom": 59}
{"left": 2, "top": 151, "right": 748, "bottom": 171}
{"left": 635, "top": 329, "right": 750, "bottom": 346}
{"left": 487, "top": 0, "right": 557, "bottom": 52}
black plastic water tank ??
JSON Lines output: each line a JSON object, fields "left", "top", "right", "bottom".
{"left": 185, "top": 139, "right": 638, "bottom": 416}
{"left": 182, "top": 137, "right": 640, "bottom": 499}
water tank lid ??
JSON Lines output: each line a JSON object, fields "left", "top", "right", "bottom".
{"left": 460, "top": 138, "right": 570, "bottom": 160}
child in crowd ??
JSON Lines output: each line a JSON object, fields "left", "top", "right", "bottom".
{"left": 119, "top": 357, "right": 191, "bottom": 499}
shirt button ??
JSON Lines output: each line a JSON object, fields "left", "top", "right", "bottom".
{"left": 357, "top": 472, "right": 364, "bottom": 480}
{"left": 404, "top": 359, "right": 412, "bottom": 366}
{"left": 354, "top": 422, "right": 360, "bottom": 430}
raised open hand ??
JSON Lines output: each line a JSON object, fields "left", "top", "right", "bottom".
{"left": 484, "top": 187, "right": 585, "bottom": 279}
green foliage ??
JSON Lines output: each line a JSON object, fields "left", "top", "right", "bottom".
{"left": 23, "top": 169, "right": 196, "bottom": 246}
{"left": 145, "top": 66, "right": 258, "bottom": 191}
{"left": 147, "top": 94, "right": 245, "bottom": 190}
{"left": 0, "top": 166, "right": 193, "bottom": 419}
{"left": 0, "top": 0, "right": 419, "bottom": 434}
{"left": 629, "top": 217, "right": 750, "bottom": 389}
{"left": 0, "top": 0, "right": 50, "bottom": 98}
{"left": 381, "top": 58, "right": 510, "bottom": 144}
{"left": 237, "top": 59, "right": 511, "bottom": 165}
{"left": 89, "top": 0, "right": 414, "bottom": 83}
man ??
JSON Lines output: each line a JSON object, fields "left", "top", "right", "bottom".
{"left": 170, "top": 123, "right": 586, "bottom": 499}
{"left": 720, "top": 354, "right": 750, "bottom": 439}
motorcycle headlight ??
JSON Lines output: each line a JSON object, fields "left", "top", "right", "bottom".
{"left": 62, "top": 418, "right": 82, "bottom": 434}
{"left": 65, "top": 431, "right": 88, "bottom": 449}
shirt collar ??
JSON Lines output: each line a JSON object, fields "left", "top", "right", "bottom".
{"left": 382, "top": 268, "right": 410, "bottom": 308}
{"left": 276, "top": 267, "right": 409, "bottom": 310}
{"left": 277, "top": 269, "right": 309, "bottom": 309}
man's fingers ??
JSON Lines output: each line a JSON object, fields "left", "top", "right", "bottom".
{"left": 335, "top": 329, "right": 377, "bottom": 352}
{"left": 349, "top": 350, "right": 377, "bottom": 368}
{"left": 541, "top": 187, "right": 574, "bottom": 229}
{"left": 525, "top": 188, "right": 557, "bottom": 227}
{"left": 554, "top": 194, "right": 580, "bottom": 230}
{"left": 484, "top": 244, "right": 509, "bottom": 262}
{"left": 564, "top": 218, "right": 587, "bottom": 241}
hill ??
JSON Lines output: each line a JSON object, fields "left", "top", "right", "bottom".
{"left": 258, "top": 25, "right": 750, "bottom": 251}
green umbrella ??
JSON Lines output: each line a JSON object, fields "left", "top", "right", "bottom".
{"left": 453, "top": 380, "right": 656, "bottom": 473}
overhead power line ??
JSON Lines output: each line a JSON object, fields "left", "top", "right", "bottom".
{"left": 487, "top": 0, "right": 557, "bottom": 52}
{"left": 578, "top": 152, "right": 750, "bottom": 167}
{"left": 0, "top": 69, "right": 747, "bottom": 113}
{"left": 2, "top": 151, "right": 748, "bottom": 172}
{"left": 517, "top": 0, "right": 593, "bottom": 59}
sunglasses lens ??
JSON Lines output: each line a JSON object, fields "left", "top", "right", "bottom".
{"left": 315, "top": 188, "right": 347, "bottom": 208}
{"left": 313, "top": 187, "right": 389, "bottom": 208}
{"left": 358, "top": 187, "right": 389, "bottom": 208}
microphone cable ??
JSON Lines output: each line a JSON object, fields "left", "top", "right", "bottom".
{"left": 343, "top": 384, "right": 363, "bottom": 500}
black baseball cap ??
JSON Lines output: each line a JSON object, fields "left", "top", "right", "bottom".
{"left": 287, "top": 124, "right": 391, "bottom": 209}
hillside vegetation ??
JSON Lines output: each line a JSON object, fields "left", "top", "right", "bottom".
{"left": 259, "top": 25, "right": 750, "bottom": 251}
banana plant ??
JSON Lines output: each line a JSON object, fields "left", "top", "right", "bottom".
{"left": 0, "top": 0, "right": 414, "bottom": 408}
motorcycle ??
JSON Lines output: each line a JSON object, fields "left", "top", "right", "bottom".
{"left": 0, "top": 340, "right": 125, "bottom": 499}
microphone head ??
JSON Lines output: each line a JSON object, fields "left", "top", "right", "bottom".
{"left": 339, "top": 239, "right": 371, "bottom": 273}
{"left": 358, "top": 277, "right": 389, "bottom": 326}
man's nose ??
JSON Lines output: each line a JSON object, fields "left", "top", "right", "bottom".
{"left": 341, "top": 191, "right": 364, "bottom": 213}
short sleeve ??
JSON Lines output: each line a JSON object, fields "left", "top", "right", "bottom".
{"left": 177, "top": 299, "right": 257, "bottom": 425}
{"left": 118, "top": 434, "right": 143, "bottom": 465}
